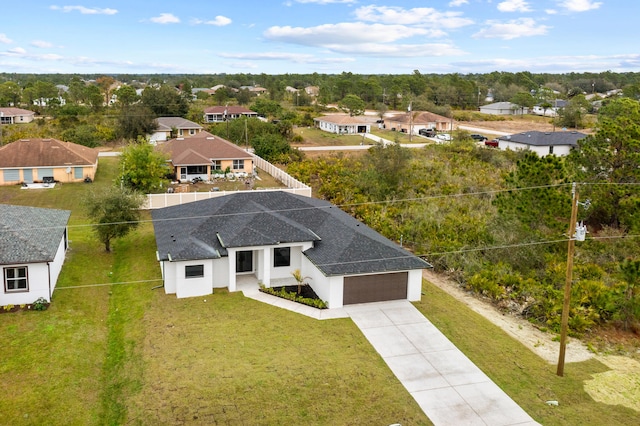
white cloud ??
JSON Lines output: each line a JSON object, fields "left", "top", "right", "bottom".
{"left": 31, "top": 40, "right": 53, "bottom": 48}
{"left": 324, "top": 42, "right": 466, "bottom": 57}
{"left": 6, "top": 47, "right": 27, "bottom": 55}
{"left": 497, "top": 0, "right": 532, "bottom": 13}
{"left": 449, "top": 0, "right": 469, "bottom": 6}
{"left": 545, "top": 9, "right": 558, "bottom": 14}
{"left": 264, "top": 22, "right": 430, "bottom": 46}
{"left": 219, "top": 51, "right": 354, "bottom": 64}
{"left": 473, "top": 18, "right": 550, "bottom": 39}
{"left": 558, "top": 0, "right": 602, "bottom": 12}
{"left": 354, "top": 5, "right": 473, "bottom": 29}
{"left": 150, "top": 13, "right": 180, "bottom": 24}
{"left": 0, "top": 34, "right": 12, "bottom": 44}
{"left": 192, "top": 16, "right": 232, "bottom": 26}
{"left": 50, "top": 5, "right": 117, "bottom": 15}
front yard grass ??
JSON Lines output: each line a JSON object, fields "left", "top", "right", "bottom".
{"left": 415, "top": 280, "right": 639, "bottom": 426}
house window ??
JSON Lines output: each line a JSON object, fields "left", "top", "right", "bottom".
{"left": 549, "top": 146, "right": 554, "bottom": 155}
{"left": 4, "top": 266, "right": 28, "bottom": 292}
{"left": 185, "top": 265, "right": 204, "bottom": 278}
{"left": 212, "top": 160, "right": 222, "bottom": 171}
{"left": 186, "top": 165, "right": 207, "bottom": 174}
{"left": 233, "top": 160, "right": 244, "bottom": 170}
{"left": 179, "top": 129, "right": 184, "bottom": 136}
{"left": 189, "top": 129, "right": 196, "bottom": 135}
{"left": 273, "top": 247, "right": 291, "bottom": 267}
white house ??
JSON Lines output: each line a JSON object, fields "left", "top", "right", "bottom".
{"left": 203, "top": 106, "right": 258, "bottom": 123}
{"left": 0, "top": 107, "right": 35, "bottom": 124}
{"left": 531, "top": 100, "right": 568, "bottom": 117}
{"left": 497, "top": 131, "right": 587, "bottom": 157}
{"left": 0, "top": 205, "right": 70, "bottom": 307}
{"left": 480, "top": 102, "right": 528, "bottom": 116}
{"left": 151, "top": 192, "right": 430, "bottom": 308}
{"left": 314, "top": 114, "right": 375, "bottom": 134}
{"left": 149, "top": 117, "right": 203, "bottom": 144}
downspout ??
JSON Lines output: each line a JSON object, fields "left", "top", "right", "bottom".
{"left": 47, "top": 262, "right": 52, "bottom": 301}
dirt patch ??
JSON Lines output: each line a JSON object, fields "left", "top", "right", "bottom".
{"left": 458, "top": 118, "right": 593, "bottom": 136}
{"left": 584, "top": 356, "right": 640, "bottom": 412}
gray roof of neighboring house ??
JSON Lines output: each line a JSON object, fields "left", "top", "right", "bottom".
{"left": 0, "top": 204, "right": 70, "bottom": 264}
{"left": 499, "top": 131, "right": 587, "bottom": 146}
{"left": 481, "top": 102, "right": 522, "bottom": 110}
{"left": 151, "top": 192, "right": 430, "bottom": 276}
{"left": 155, "top": 117, "right": 203, "bottom": 131}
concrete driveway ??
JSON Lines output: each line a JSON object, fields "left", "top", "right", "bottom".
{"left": 344, "top": 301, "right": 540, "bottom": 426}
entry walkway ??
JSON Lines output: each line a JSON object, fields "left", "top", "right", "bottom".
{"left": 239, "top": 280, "right": 539, "bottom": 425}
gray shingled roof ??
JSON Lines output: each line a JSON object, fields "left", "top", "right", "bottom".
{"left": 499, "top": 131, "right": 587, "bottom": 146}
{"left": 155, "top": 117, "right": 203, "bottom": 131}
{"left": 151, "top": 192, "right": 430, "bottom": 276}
{"left": 0, "top": 205, "right": 70, "bottom": 264}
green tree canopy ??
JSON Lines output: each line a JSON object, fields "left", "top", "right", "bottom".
{"left": 338, "top": 94, "right": 365, "bottom": 116}
{"left": 119, "top": 141, "right": 169, "bottom": 193}
{"left": 567, "top": 97, "right": 640, "bottom": 229}
{"left": 117, "top": 104, "right": 158, "bottom": 141}
{"left": 84, "top": 187, "right": 144, "bottom": 252}
{"left": 141, "top": 85, "right": 189, "bottom": 117}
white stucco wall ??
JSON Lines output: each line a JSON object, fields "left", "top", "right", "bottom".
{"left": 212, "top": 257, "right": 229, "bottom": 288}
{"left": 300, "top": 256, "right": 344, "bottom": 308}
{"left": 407, "top": 269, "right": 423, "bottom": 302}
{"left": 498, "top": 141, "right": 573, "bottom": 157}
{"left": 1, "top": 263, "right": 49, "bottom": 306}
{"left": 48, "top": 231, "right": 68, "bottom": 297}
{"left": 162, "top": 259, "right": 215, "bottom": 298}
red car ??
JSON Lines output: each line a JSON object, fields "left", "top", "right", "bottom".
{"left": 485, "top": 139, "right": 499, "bottom": 147}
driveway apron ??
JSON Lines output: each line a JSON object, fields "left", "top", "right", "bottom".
{"left": 344, "top": 300, "right": 540, "bottom": 426}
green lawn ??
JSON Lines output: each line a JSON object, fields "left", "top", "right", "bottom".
{"left": 415, "top": 281, "right": 639, "bottom": 426}
{"left": 2, "top": 157, "right": 637, "bottom": 425}
{"left": 293, "top": 127, "right": 366, "bottom": 146}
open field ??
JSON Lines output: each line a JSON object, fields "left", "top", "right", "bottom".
{"left": 1, "top": 157, "right": 638, "bottom": 425}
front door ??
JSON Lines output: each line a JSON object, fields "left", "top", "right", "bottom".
{"left": 180, "top": 167, "right": 187, "bottom": 181}
{"left": 236, "top": 251, "right": 253, "bottom": 273}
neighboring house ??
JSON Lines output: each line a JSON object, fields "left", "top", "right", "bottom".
{"left": 0, "top": 204, "right": 70, "bottom": 307}
{"left": 0, "top": 138, "right": 99, "bottom": 185}
{"left": 496, "top": 131, "right": 587, "bottom": 157}
{"left": 305, "top": 86, "right": 320, "bottom": 97}
{"left": 239, "top": 85, "right": 268, "bottom": 96}
{"left": 149, "top": 117, "right": 203, "bottom": 144}
{"left": 0, "top": 107, "right": 35, "bottom": 124}
{"left": 203, "top": 106, "right": 258, "bottom": 123}
{"left": 480, "top": 102, "right": 528, "bottom": 115}
{"left": 384, "top": 111, "right": 453, "bottom": 133}
{"left": 531, "top": 99, "right": 568, "bottom": 117}
{"left": 314, "top": 114, "right": 375, "bottom": 134}
{"left": 157, "top": 131, "right": 253, "bottom": 182}
{"left": 151, "top": 192, "right": 430, "bottom": 307}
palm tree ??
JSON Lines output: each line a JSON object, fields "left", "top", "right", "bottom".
{"left": 291, "top": 269, "right": 310, "bottom": 295}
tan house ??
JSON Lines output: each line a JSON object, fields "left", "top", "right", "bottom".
{"left": 314, "top": 114, "right": 376, "bottom": 134}
{"left": 157, "top": 131, "right": 253, "bottom": 183}
{"left": 0, "top": 138, "right": 99, "bottom": 185}
{"left": 384, "top": 111, "right": 453, "bottom": 134}
{"left": 0, "top": 107, "right": 36, "bottom": 124}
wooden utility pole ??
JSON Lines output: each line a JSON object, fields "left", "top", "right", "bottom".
{"left": 557, "top": 183, "right": 579, "bottom": 377}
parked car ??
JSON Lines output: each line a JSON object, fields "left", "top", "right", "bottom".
{"left": 419, "top": 128, "right": 436, "bottom": 137}
{"left": 470, "top": 134, "right": 487, "bottom": 142}
{"left": 435, "top": 133, "right": 452, "bottom": 141}
{"left": 485, "top": 139, "right": 499, "bottom": 147}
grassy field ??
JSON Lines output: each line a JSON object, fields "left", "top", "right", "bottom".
{"left": 2, "top": 157, "right": 637, "bottom": 425}
{"left": 293, "top": 127, "right": 367, "bottom": 146}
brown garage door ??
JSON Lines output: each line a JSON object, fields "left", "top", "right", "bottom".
{"left": 343, "top": 272, "right": 408, "bottom": 305}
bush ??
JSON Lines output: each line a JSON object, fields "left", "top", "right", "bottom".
{"left": 32, "top": 297, "right": 49, "bottom": 311}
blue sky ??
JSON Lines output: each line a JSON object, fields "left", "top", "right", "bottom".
{"left": 0, "top": 0, "right": 635, "bottom": 75}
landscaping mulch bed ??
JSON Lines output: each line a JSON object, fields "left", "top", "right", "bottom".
{"left": 259, "top": 285, "right": 327, "bottom": 309}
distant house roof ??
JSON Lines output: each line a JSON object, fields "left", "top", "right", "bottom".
{"left": 386, "top": 111, "right": 450, "bottom": 124}
{"left": 0, "top": 138, "right": 99, "bottom": 168}
{"left": 155, "top": 117, "right": 203, "bottom": 131}
{"left": 499, "top": 131, "right": 587, "bottom": 147}
{"left": 314, "top": 114, "right": 376, "bottom": 125}
{"left": 203, "top": 106, "right": 258, "bottom": 116}
{"left": 157, "top": 131, "right": 252, "bottom": 166}
{"left": 151, "top": 192, "right": 430, "bottom": 276}
{"left": 481, "top": 102, "right": 519, "bottom": 110}
{"left": 0, "top": 107, "right": 35, "bottom": 117}
{"left": 0, "top": 204, "right": 70, "bottom": 264}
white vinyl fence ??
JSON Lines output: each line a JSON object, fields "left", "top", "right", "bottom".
{"left": 144, "top": 154, "right": 311, "bottom": 209}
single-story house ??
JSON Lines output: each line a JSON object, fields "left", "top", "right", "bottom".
{"left": 0, "top": 204, "right": 70, "bottom": 307}
{"left": 0, "top": 138, "right": 99, "bottom": 185}
{"left": 149, "top": 117, "right": 203, "bottom": 144}
{"left": 531, "top": 100, "right": 568, "bottom": 117}
{"left": 203, "top": 106, "right": 259, "bottom": 123}
{"left": 384, "top": 111, "right": 453, "bottom": 133}
{"left": 314, "top": 114, "right": 376, "bottom": 134}
{"left": 0, "top": 107, "right": 36, "bottom": 124}
{"left": 157, "top": 131, "right": 253, "bottom": 183}
{"left": 480, "top": 102, "right": 528, "bottom": 116}
{"left": 496, "top": 131, "right": 587, "bottom": 157}
{"left": 151, "top": 192, "right": 430, "bottom": 308}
